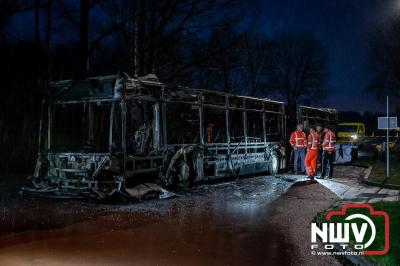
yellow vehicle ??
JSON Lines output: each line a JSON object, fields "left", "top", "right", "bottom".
{"left": 337, "top": 122, "right": 365, "bottom": 144}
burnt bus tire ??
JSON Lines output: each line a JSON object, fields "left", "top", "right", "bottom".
{"left": 269, "top": 150, "right": 280, "bottom": 175}
{"left": 176, "top": 159, "right": 191, "bottom": 188}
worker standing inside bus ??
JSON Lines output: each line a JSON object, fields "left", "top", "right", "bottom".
{"left": 318, "top": 126, "right": 336, "bottom": 179}
{"left": 305, "top": 126, "right": 319, "bottom": 180}
{"left": 290, "top": 124, "right": 307, "bottom": 174}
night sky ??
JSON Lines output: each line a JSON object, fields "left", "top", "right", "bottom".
{"left": 258, "top": 0, "right": 398, "bottom": 113}
{"left": 9, "top": 0, "right": 398, "bottom": 113}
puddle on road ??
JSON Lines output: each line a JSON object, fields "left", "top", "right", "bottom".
{"left": 0, "top": 175, "right": 295, "bottom": 265}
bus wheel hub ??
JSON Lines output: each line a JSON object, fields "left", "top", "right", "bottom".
{"left": 177, "top": 160, "right": 190, "bottom": 182}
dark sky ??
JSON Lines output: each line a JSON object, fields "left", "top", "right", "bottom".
{"left": 9, "top": 0, "right": 397, "bottom": 113}
{"left": 258, "top": 0, "right": 398, "bottom": 113}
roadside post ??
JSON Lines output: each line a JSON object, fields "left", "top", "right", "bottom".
{"left": 378, "top": 96, "right": 398, "bottom": 177}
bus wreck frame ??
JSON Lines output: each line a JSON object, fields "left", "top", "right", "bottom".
{"left": 297, "top": 105, "right": 338, "bottom": 130}
{"left": 23, "top": 73, "right": 287, "bottom": 199}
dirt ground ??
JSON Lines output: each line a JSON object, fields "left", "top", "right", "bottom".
{"left": 267, "top": 182, "right": 341, "bottom": 266}
{"left": 0, "top": 173, "right": 344, "bottom": 266}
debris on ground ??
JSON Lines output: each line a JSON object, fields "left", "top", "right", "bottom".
{"left": 125, "top": 183, "right": 178, "bottom": 200}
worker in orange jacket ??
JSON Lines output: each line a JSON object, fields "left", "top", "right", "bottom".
{"left": 305, "top": 126, "right": 319, "bottom": 180}
{"left": 318, "top": 126, "right": 336, "bottom": 179}
{"left": 290, "top": 124, "right": 307, "bottom": 174}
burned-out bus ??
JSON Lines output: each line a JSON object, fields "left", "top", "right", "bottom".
{"left": 296, "top": 105, "right": 358, "bottom": 164}
{"left": 23, "top": 73, "right": 287, "bottom": 199}
{"left": 297, "top": 105, "right": 338, "bottom": 130}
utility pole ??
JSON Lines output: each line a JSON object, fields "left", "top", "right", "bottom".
{"left": 386, "top": 96, "right": 390, "bottom": 177}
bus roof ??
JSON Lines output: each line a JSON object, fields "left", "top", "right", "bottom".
{"left": 298, "top": 105, "right": 337, "bottom": 114}
{"left": 48, "top": 73, "right": 285, "bottom": 106}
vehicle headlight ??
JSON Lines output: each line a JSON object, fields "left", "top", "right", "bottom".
{"left": 351, "top": 135, "right": 358, "bottom": 140}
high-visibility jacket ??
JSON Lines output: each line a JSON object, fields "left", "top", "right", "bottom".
{"left": 307, "top": 131, "right": 319, "bottom": 151}
{"left": 290, "top": 130, "right": 306, "bottom": 148}
{"left": 323, "top": 130, "right": 336, "bottom": 152}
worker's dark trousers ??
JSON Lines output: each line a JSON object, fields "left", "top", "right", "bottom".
{"left": 317, "top": 148, "right": 323, "bottom": 170}
{"left": 293, "top": 148, "right": 306, "bottom": 173}
{"left": 321, "top": 151, "right": 334, "bottom": 178}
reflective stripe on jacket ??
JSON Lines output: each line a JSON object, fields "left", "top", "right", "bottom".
{"left": 290, "top": 130, "right": 306, "bottom": 148}
{"left": 307, "top": 132, "right": 319, "bottom": 151}
{"left": 323, "top": 130, "right": 336, "bottom": 151}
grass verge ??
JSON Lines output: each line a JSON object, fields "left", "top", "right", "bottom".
{"left": 356, "top": 150, "right": 400, "bottom": 185}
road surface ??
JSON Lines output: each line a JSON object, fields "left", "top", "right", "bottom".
{"left": 0, "top": 175, "right": 303, "bottom": 266}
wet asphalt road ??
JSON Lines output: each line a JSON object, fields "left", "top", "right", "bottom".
{"left": 0, "top": 175, "right": 296, "bottom": 266}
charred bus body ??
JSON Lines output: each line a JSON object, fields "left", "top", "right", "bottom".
{"left": 296, "top": 105, "right": 357, "bottom": 164}
{"left": 23, "top": 74, "right": 287, "bottom": 199}
{"left": 297, "top": 105, "right": 338, "bottom": 130}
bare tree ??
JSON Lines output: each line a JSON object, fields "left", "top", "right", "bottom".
{"left": 45, "top": 0, "right": 52, "bottom": 49}
{"left": 268, "top": 29, "right": 328, "bottom": 122}
{"left": 115, "top": 0, "right": 259, "bottom": 78}
{"left": 0, "top": 0, "right": 33, "bottom": 39}
{"left": 79, "top": 0, "right": 89, "bottom": 77}
{"left": 57, "top": 0, "right": 124, "bottom": 77}
{"left": 239, "top": 32, "right": 273, "bottom": 96}
{"left": 368, "top": 15, "right": 400, "bottom": 103}
{"left": 183, "top": 26, "right": 244, "bottom": 93}
{"left": 34, "top": 0, "right": 40, "bottom": 44}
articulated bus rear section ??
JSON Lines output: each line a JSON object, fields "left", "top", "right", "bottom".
{"left": 296, "top": 106, "right": 356, "bottom": 163}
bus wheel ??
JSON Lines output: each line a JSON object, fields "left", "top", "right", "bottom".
{"left": 269, "top": 150, "right": 280, "bottom": 175}
{"left": 176, "top": 159, "right": 190, "bottom": 188}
